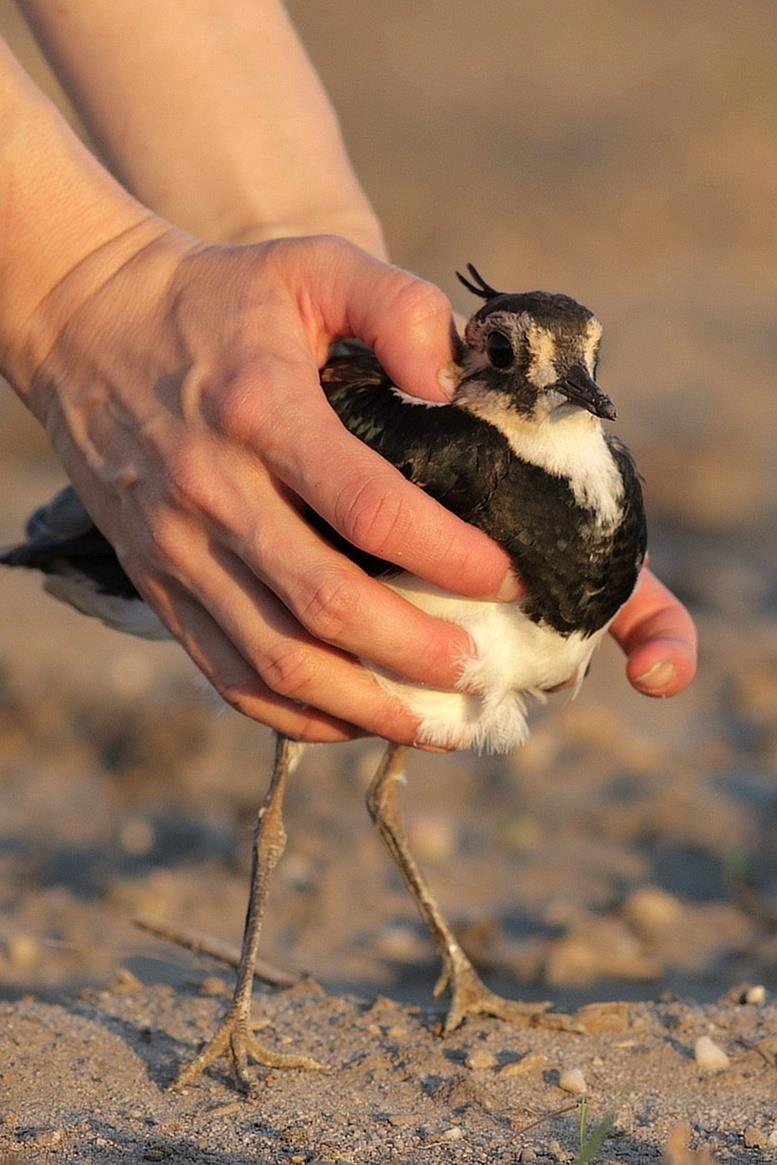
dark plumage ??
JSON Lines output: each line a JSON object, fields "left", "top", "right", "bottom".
{"left": 320, "top": 348, "right": 645, "bottom": 634}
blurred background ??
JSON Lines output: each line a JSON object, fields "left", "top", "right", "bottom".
{"left": 1, "top": 1, "right": 776, "bottom": 1010}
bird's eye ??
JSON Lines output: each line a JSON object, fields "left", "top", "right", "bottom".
{"left": 486, "top": 331, "right": 514, "bottom": 370}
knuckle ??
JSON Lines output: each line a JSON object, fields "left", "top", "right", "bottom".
{"left": 296, "top": 568, "right": 359, "bottom": 642}
{"left": 207, "top": 374, "right": 267, "bottom": 444}
{"left": 259, "top": 642, "right": 319, "bottom": 700}
{"left": 334, "top": 474, "right": 407, "bottom": 557}
{"left": 164, "top": 445, "right": 212, "bottom": 511}
{"left": 388, "top": 277, "right": 450, "bottom": 332}
{"left": 217, "top": 680, "right": 260, "bottom": 720}
{"left": 145, "top": 509, "right": 185, "bottom": 567}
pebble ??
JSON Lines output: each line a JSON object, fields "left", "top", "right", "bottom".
{"left": 575, "top": 1001, "right": 638, "bottom": 1034}
{"left": 499, "top": 1051, "right": 544, "bottom": 1077}
{"left": 441, "top": 1127, "right": 464, "bottom": 1142}
{"left": 622, "top": 886, "right": 683, "bottom": 934}
{"left": 694, "top": 1036, "right": 730, "bottom": 1074}
{"left": 200, "top": 976, "right": 228, "bottom": 997}
{"left": 30, "top": 1129, "right": 63, "bottom": 1148}
{"left": 743, "top": 1127, "right": 768, "bottom": 1149}
{"left": 744, "top": 984, "right": 766, "bottom": 1006}
{"left": 558, "top": 1068, "right": 587, "bottom": 1095}
{"left": 112, "top": 966, "right": 143, "bottom": 994}
{"left": 466, "top": 1047, "right": 498, "bottom": 1071}
{"left": 5, "top": 934, "right": 41, "bottom": 969}
{"left": 518, "top": 1148, "right": 538, "bottom": 1163}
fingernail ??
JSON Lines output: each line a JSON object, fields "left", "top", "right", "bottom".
{"left": 634, "top": 660, "right": 675, "bottom": 693}
{"left": 437, "top": 361, "right": 459, "bottom": 398}
{"left": 496, "top": 570, "right": 522, "bottom": 603}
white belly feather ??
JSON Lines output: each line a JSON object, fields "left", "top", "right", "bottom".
{"left": 369, "top": 573, "right": 609, "bottom": 755}
{"left": 46, "top": 559, "right": 610, "bottom": 757}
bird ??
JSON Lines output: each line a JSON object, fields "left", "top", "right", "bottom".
{"left": 0, "top": 265, "right": 647, "bottom": 1092}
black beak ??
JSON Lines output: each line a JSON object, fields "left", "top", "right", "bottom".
{"left": 555, "top": 364, "right": 617, "bottom": 420}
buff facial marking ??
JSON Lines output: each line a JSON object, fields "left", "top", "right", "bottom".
{"left": 526, "top": 325, "right": 558, "bottom": 389}
{"left": 582, "top": 316, "right": 603, "bottom": 376}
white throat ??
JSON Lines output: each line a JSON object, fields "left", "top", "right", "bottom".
{"left": 458, "top": 390, "right": 624, "bottom": 527}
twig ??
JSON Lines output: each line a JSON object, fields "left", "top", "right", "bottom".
{"left": 512, "top": 1100, "right": 581, "bottom": 1135}
{"left": 132, "top": 914, "right": 301, "bottom": 988}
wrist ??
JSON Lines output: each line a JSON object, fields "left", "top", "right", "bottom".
{"left": 0, "top": 44, "right": 168, "bottom": 393}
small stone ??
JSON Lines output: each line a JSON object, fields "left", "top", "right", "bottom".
{"left": 200, "top": 976, "right": 228, "bottom": 997}
{"left": 558, "top": 1067, "right": 587, "bottom": 1095}
{"left": 768, "top": 1128, "right": 777, "bottom": 1149}
{"left": 387, "top": 1113, "right": 415, "bottom": 1127}
{"left": 575, "top": 1001, "right": 638, "bottom": 1034}
{"left": 500, "top": 1051, "right": 544, "bottom": 1077}
{"left": 519, "top": 1148, "right": 538, "bottom": 1162}
{"left": 744, "top": 1127, "right": 768, "bottom": 1149}
{"left": 622, "top": 886, "right": 683, "bottom": 935}
{"left": 5, "top": 934, "right": 41, "bottom": 969}
{"left": 31, "top": 1129, "right": 63, "bottom": 1148}
{"left": 466, "top": 1047, "right": 498, "bottom": 1071}
{"left": 386, "top": 1025, "right": 407, "bottom": 1040}
{"left": 441, "top": 1126, "right": 464, "bottom": 1141}
{"left": 113, "top": 966, "right": 143, "bottom": 993}
{"left": 744, "top": 985, "right": 766, "bottom": 1006}
{"left": 694, "top": 1036, "right": 730, "bottom": 1074}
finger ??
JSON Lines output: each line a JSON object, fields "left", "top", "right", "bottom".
{"left": 609, "top": 568, "right": 698, "bottom": 697}
{"left": 280, "top": 237, "right": 459, "bottom": 402}
{"left": 209, "top": 474, "right": 480, "bottom": 690}
{"left": 140, "top": 523, "right": 425, "bottom": 744}
{"left": 159, "top": 439, "right": 485, "bottom": 687}
{"left": 137, "top": 575, "right": 359, "bottom": 743}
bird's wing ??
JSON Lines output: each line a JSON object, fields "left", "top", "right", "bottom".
{"left": 0, "top": 485, "right": 139, "bottom": 601}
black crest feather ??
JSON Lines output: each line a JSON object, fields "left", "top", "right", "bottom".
{"left": 455, "top": 263, "right": 503, "bottom": 301}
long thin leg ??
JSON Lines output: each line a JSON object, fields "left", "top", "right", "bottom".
{"left": 173, "top": 734, "right": 322, "bottom": 1092}
{"left": 367, "top": 744, "right": 581, "bottom": 1034}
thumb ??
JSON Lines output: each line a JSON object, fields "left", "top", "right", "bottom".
{"left": 284, "top": 236, "right": 458, "bottom": 402}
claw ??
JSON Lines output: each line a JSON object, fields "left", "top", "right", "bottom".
{"left": 171, "top": 1007, "right": 324, "bottom": 1092}
{"left": 439, "top": 957, "right": 582, "bottom": 1036}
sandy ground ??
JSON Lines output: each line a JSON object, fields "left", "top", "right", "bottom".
{"left": 1, "top": 2, "right": 777, "bottom": 1162}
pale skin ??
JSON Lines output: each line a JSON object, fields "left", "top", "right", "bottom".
{"left": 1, "top": 2, "right": 697, "bottom": 749}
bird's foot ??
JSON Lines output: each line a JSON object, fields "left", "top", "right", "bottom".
{"left": 172, "top": 1004, "right": 324, "bottom": 1093}
{"left": 435, "top": 956, "right": 584, "bottom": 1035}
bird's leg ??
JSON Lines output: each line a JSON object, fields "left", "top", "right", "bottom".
{"left": 367, "top": 744, "right": 580, "bottom": 1034}
{"left": 173, "top": 734, "right": 323, "bottom": 1092}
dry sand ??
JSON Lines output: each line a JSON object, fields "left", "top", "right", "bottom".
{"left": 2, "top": 2, "right": 777, "bottom": 1162}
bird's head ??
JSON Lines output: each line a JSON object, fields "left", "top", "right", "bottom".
{"left": 455, "top": 265, "right": 616, "bottom": 423}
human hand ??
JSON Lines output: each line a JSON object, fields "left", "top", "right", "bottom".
{"left": 610, "top": 566, "right": 697, "bottom": 696}
{"left": 18, "top": 231, "right": 518, "bottom": 745}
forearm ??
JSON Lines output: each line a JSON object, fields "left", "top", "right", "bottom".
{"left": 0, "top": 36, "right": 174, "bottom": 396}
{"left": 17, "top": 0, "right": 385, "bottom": 254}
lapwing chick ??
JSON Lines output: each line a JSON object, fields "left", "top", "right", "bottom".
{"left": 1, "top": 266, "right": 646, "bottom": 1092}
